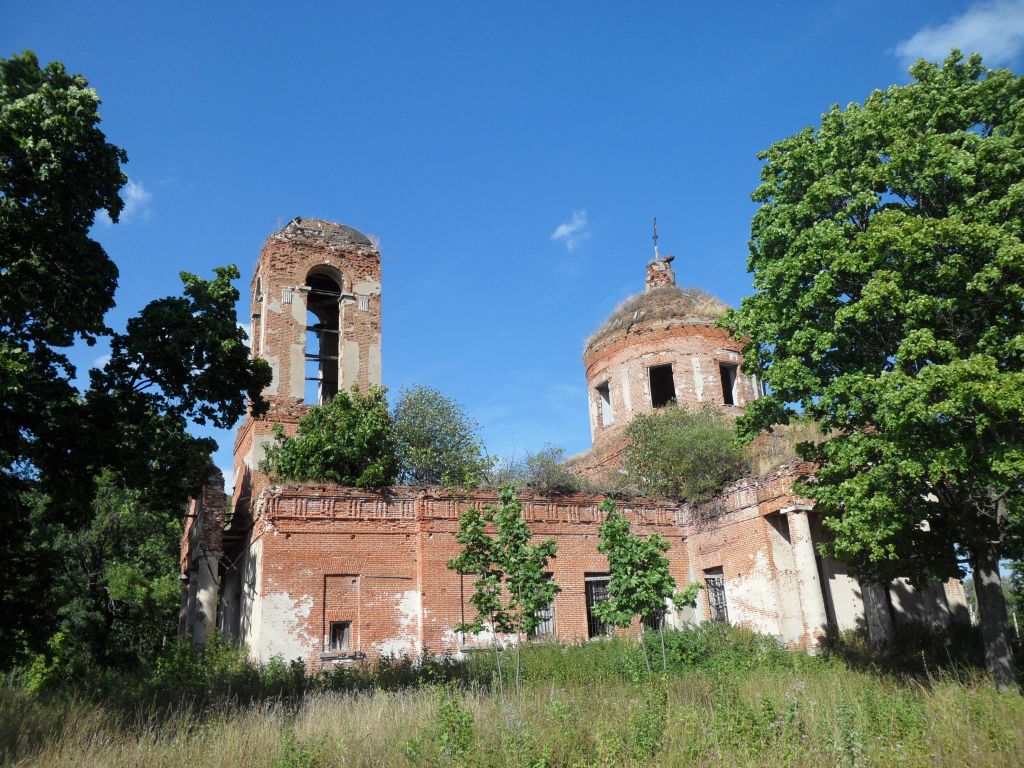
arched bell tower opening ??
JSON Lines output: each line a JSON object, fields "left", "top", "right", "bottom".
{"left": 304, "top": 269, "right": 342, "bottom": 405}
{"left": 231, "top": 217, "right": 383, "bottom": 512}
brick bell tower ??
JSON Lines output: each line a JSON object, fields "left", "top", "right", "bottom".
{"left": 231, "top": 217, "right": 383, "bottom": 510}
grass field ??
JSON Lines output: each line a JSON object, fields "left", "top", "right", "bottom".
{"left": 2, "top": 627, "right": 1022, "bottom": 767}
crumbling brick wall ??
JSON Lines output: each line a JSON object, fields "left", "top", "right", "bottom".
{"left": 220, "top": 465, "right": 849, "bottom": 670}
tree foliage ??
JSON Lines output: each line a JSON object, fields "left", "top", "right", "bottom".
{"left": 724, "top": 51, "right": 1024, "bottom": 687}
{"left": 0, "top": 51, "right": 271, "bottom": 668}
{"left": 621, "top": 405, "right": 746, "bottom": 502}
{"left": 261, "top": 386, "right": 398, "bottom": 487}
{"left": 593, "top": 499, "right": 676, "bottom": 671}
{"left": 487, "top": 444, "right": 582, "bottom": 495}
{"left": 392, "top": 384, "right": 490, "bottom": 486}
{"left": 447, "top": 484, "right": 559, "bottom": 696}
{"left": 26, "top": 475, "right": 182, "bottom": 683}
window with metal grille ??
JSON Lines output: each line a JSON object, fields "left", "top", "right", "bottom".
{"left": 642, "top": 608, "right": 665, "bottom": 632}
{"left": 585, "top": 575, "right": 613, "bottom": 639}
{"left": 530, "top": 574, "right": 556, "bottom": 639}
{"left": 704, "top": 568, "right": 728, "bottom": 623}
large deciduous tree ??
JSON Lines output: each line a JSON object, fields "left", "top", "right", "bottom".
{"left": 0, "top": 51, "right": 271, "bottom": 668}
{"left": 726, "top": 51, "right": 1024, "bottom": 689}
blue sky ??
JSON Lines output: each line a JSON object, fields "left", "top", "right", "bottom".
{"left": 5, "top": 0, "right": 1024, "bottom": 485}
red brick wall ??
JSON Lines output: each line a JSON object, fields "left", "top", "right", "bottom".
{"left": 231, "top": 219, "right": 383, "bottom": 516}
{"left": 233, "top": 468, "right": 811, "bottom": 669}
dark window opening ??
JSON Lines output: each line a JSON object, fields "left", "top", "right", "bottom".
{"left": 596, "top": 381, "right": 613, "bottom": 427}
{"left": 719, "top": 363, "right": 738, "bottom": 406}
{"left": 649, "top": 364, "right": 676, "bottom": 408}
{"left": 704, "top": 567, "right": 728, "bottom": 623}
{"left": 329, "top": 620, "right": 351, "bottom": 652}
{"left": 304, "top": 271, "right": 341, "bottom": 405}
{"left": 585, "top": 574, "right": 613, "bottom": 639}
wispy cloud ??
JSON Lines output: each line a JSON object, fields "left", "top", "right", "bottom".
{"left": 550, "top": 210, "right": 590, "bottom": 251}
{"left": 97, "top": 177, "right": 153, "bottom": 225}
{"left": 896, "top": 0, "right": 1024, "bottom": 67}
{"left": 92, "top": 353, "right": 111, "bottom": 369}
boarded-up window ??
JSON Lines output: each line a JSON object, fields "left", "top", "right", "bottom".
{"left": 719, "top": 363, "right": 738, "bottom": 405}
{"left": 649, "top": 364, "right": 676, "bottom": 408}
{"left": 596, "top": 382, "right": 613, "bottom": 427}
{"left": 585, "top": 574, "right": 613, "bottom": 638}
{"left": 704, "top": 567, "right": 728, "bottom": 623}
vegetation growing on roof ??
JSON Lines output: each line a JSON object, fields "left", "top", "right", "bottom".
{"left": 584, "top": 285, "right": 730, "bottom": 354}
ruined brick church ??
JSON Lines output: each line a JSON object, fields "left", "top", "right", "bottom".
{"left": 180, "top": 218, "right": 967, "bottom": 667}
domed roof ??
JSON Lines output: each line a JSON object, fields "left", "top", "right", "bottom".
{"left": 277, "top": 217, "right": 373, "bottom": 247}
{"left": 584, "top": 284, "right": 731, "bottom": 356}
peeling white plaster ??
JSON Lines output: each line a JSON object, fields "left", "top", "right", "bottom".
{"left": 724, "top": 551, "right": 782, "bottom": 637}
{"left": 264, "top": 355, "right": 280, "bottom": 396}
{"left": 375, "top": 589, "right": 422, "bottom": 657}
{"left": 691, "top": 357, "right": 704, "bottom": 402}
{"left": 257, "top": 591, "right": 315, "bottom": 663}
{"left": 352, "top": 278, "right": 382, "bottom": 296}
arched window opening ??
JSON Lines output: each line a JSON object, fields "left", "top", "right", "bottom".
{"left": 304, "top": 271, "right": 341, "bottom": 404}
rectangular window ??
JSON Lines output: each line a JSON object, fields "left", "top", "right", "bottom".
{"left": 649, "top": 364, "right": 676, "bottom": 408}
{"left": 642, "top": 609, "right": 665, "bottom": 632}
{"left": 719, "top": 363, "right": 738, "bottom": 406}
{"left": 596, "top": 382, "right": 613, "bottom": 427}
{"left": 329, "top": 620, "right": 352, "bottom": 652}
{"left": 704, "top": 568, "right": 728, "bottom": 623}
{"left": 531, "top": 576, "right": 556, "bottom": 638}
{"left": 585, "top": 574, "right": 613, "bottom": 639}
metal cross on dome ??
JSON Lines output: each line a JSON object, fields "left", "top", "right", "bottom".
{"left": 653, "top": 216, "right": 660, "bottom": 260}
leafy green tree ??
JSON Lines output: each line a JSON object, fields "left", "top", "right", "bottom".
{"left": 261, "top": 386, "right": 398, "bottom": 487}
{"left": 0, "top": 51, "right": 271, "bottom": 667}
{"left": 31, "top": 474, "right": 182, "bottom": 680}
{"left": 622, "top": 405, "right": 746, "bottom": 502}
{"left": 447, "top": 485, "right": 559, "bottom": 697}
{"left": 392, "top": 384, "right": 490, "bottom": 486}
{"left": 446, "top": 500, "right": 509, "bottom": 699}
{"left": 593, "top": 499, "right": 676, "bottom": 672}
{"left": 725, "top": 51, "right": 1024, "bottom": 689}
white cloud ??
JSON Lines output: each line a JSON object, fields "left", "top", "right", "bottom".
{"left": 92, "top": 353, "right": 111, "bottom": 369}
{"left": 896, "top": 1, "right": 1024, "bottom": 67}
{"left": 97, "top": 177, "right": 153, "bottom": 225}
{"left": 550, "top": 209, "right": 590, "bottom": 251}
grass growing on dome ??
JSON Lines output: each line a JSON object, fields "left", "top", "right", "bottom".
{"left": 584, "top": 285, "right": 730, "bottom": 353}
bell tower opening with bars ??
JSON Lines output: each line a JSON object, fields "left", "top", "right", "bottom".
{"left": 232, "top": 217, "right": 383, "bottom": 510}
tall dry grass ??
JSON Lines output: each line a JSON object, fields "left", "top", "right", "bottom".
{"left": 4, "top": 665, "right": 1022, "bottom": 767}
